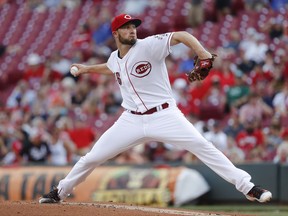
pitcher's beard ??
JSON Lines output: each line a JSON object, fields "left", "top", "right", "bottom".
{"left": 119, "top": 35, "right": 137, "bottom": 45}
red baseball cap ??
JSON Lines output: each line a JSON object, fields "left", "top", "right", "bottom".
{"left": 111, "top": 14, "right": 142, "bottom": 32}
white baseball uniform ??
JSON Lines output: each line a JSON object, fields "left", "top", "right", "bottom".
{"left": 57, "top": 33, "right": 254, "bottom": 200}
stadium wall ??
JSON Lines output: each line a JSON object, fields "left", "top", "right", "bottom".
{"left": 186, "top": 163, "right": 281, "bottom": 203}
{"left": 0, "top": 163, "right": 286, "bottom": 204}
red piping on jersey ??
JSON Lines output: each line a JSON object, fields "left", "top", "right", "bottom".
{"left": 125, "top": 56, "right": 148, "bottom": 112}
{"left": 116, "top": 61, "right": 121, "bottom": 73}
{"left": 167, "top": 33, "right": 173, "bottom": 54}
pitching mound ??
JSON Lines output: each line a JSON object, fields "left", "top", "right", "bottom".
{"left": 0, "top": 201, "right": 248, "bottom": 216}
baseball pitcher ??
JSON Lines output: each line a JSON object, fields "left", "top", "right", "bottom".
{"left": 39, "top": 14, "right": 272, "bottom": 204}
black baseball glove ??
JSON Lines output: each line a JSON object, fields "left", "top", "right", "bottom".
{"left": 187, "top": 54, "right": 217, "bottom": 82}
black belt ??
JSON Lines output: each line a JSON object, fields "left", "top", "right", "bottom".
{"left": 129, "top": 103, "right": 169, "bottom": 115}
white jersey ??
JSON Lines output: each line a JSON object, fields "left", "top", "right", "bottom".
{"left": 107, "top": 33, "right": 177, "bottom": 113}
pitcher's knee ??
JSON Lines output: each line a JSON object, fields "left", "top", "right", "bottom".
{"left": 187, "top": 140, "right": 216, "bottom": 154}
{"left": 79, "top": 153, "right": 104, "bottom": 166}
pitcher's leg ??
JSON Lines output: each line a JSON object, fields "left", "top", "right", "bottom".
{"left": 57, "top": 113, "right": 145, "bottom": 200}
{"left": 182, "top": 139, "right": 254, "bottom": 194}
{"left": 148, "top": 108, "right": 254, "bottom": 195}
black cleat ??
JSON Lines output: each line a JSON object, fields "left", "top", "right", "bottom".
{"left": 245, "top": 186, "right": 272, "bottom": 203}
{"left": 39, "top": 187, "right": 61, "bottom": 204}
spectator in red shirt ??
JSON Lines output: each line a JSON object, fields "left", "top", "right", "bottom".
{"left": 23, "top": 53, "right": 63, "bottom": 85}
{"left": 199, "top": 77, "right": 227, "bottom": 120}
{"left": 205, "top": 61, "right": 236, "bottom": 92}
{"left": 187, "top": 81, "right": 207, "bottom": 116}
{"left": 23, "top": 53, "right": 46, "bottom": 85}
{"left": 282, "top": 58, "right": 288, "bottom": 81}
{"left": 67, "top": 117, "right": 97, "bottom": 156}
{"left": 236, "top": 119, "right": 264, "bottom": 161}
{"left": 249, "top": 63, "right": 273, "bottom": 86}
{"left": 72, "top": 23, "right": 92, "bottom": 48}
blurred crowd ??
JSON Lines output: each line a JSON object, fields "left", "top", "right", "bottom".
{"left": 1, "top": 0, "right": 288, "bottom": 167}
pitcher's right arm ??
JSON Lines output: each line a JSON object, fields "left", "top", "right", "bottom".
{"left": 70, "top": 63, "right": 113, "bottom": 77}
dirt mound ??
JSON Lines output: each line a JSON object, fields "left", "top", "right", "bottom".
{"left": 0, "top": 201, "right": 237, "bottom": 216}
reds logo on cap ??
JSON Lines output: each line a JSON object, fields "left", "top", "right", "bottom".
{"left": 111, "top": 14, "right": 142, "bottom": 32}
{"left": 124, "top": 15, "right": 132, "bottom": 19}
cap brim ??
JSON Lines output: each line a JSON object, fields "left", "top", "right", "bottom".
{"left": 131, "top": 19, "right": 141, "bottom": 28}
{"left": 120, "top": 19, "right": 142, "bottom": 29}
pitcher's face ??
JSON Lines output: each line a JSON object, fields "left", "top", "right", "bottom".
{"left": 116, "top": 23, "right": 137, "bottom": 45}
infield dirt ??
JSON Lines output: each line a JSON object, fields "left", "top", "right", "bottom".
{"left": 0, "top": 201, "right": 254, "bottom": 216}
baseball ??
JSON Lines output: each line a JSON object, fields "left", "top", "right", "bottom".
{"left": 70, "top": 66, "right": 79, "bottom": 76}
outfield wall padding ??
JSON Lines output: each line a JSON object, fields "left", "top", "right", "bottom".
{"left": 279, "top": 164, "right": 288, "bottom": 202}
{"left": 0, "top": 163, "right": 286, "bottom": 204}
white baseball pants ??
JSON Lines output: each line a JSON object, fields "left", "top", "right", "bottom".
{"left": 57, "top": 106, "right": 254, "bottom": 200}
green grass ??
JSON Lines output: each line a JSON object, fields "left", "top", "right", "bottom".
{"left": 180, "top": 204, "right": 288, "bottom": 216}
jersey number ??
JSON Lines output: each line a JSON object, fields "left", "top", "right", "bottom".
{"left": 115, "top": 72, "right": 122, "bottom": 85}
